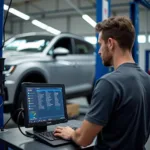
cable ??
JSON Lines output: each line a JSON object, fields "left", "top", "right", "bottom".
{"left": 1, "top": 0, "right": 13, "bottom": 50}
{"left": 17, "top": 109, "right": 33, "bottom": 138}
{"left": 0, "top": 101, "right": 3, "bottom": 108}
{"left": 2, "top": 108, "right": 23, "bottom": 130}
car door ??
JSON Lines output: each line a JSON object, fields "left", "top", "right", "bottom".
{"left": 47, "top": 37, "right": 81, "bottom": 95}
{"left": 73, "top": 38, "right": 95, "bottom": 92}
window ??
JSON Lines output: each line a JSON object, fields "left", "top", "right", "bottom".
{"left": 138, "top": 35, "right": 146, "bottom": 43}
{"left": 148, "top": 35, "right": 150, "bottom": 43}
{"left": 84, "top": 36, "right": 97, "bottom": 45}
{"left": 53, "top": 38, "right": 72, "bottom": 54}
{"left": 74, "top": 39, "right": 94, "bottom": 54}
{"left": 4, "top": 35, "right": 53, "bottom": 52}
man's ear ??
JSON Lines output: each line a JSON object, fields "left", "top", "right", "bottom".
{"left": 108, "top": 38, "right": 114, "bottom": 50}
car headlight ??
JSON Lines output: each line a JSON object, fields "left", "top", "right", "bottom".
{"left": 4, "top": 65, "right": 16, "bottom": 75}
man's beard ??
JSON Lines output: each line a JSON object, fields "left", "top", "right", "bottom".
{"left": 103, "top": 56, "right": 113, "bottom": 66}
{"left": 102, "top": 47, "right": 113, "bottom": 67}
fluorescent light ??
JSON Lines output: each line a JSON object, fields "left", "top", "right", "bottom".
{"left": 9, "top": 8, "right": 30, "bottom": 20}
{"left": 138, "top": 35, "right": 146, "bottom": 43}
{"left": 4, "top": 4, "right": 30, "bottom": 20}
{"left": 4, "top": 4, "right": 61, "bottom": 35}
{"left": 32, "top": 20, "right": 61, "bottom": 35}
{"left": 84, "top": 36, "right": 97, "bottom": 45}
{"left": 148, "top": 35, "right": 150, "bottom": 43}
{"left": 32, "top": 20, "right": 48, "bottom": 30}
{"left": 4, "top": 4, "right": 9, "bottom": 10}
{"left": 82, "top": 14, "right": 96, "bottom": 28}
{"left": 47, "top": 27, "right": 61, "bottom": 35}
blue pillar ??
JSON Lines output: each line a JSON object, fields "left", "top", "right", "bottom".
{"left": 0, "top": 0, "right": 4, "bottom": 128}
{"left": 95, "top": 0, "right": 111, "bottom": 81}
{"left": 108, "top": 0, "right": 111, "bottom": 16}
{"left": 130, "top": 1, "right": 139, "bottom": 64}
{"left": 0, "top": 1, "right": 4, "bottom": 150}
{"left": 0, "top": 0, "right": 4, "bottom": 57}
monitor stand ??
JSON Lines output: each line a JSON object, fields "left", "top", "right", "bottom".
{"left": 33, "top": 126, "right": 47, "bottom": 132}
{"left": 26, "top": 125, "right": 47, "bottom": 136}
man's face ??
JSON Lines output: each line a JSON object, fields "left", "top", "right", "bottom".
{"left": 98, "top": 33, "right": 113, "bottom": 67}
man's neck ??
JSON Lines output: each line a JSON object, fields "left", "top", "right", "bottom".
{"left": 113, "top": 50, "right": 135, "bottom": 70}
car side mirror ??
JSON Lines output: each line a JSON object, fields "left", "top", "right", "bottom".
{"left": 53, "top": 47, "right": 69, "bottom": 58}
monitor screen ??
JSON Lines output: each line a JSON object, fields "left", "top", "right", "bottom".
{"left": 23, "top": 84, "right": 68, "bottom": 127}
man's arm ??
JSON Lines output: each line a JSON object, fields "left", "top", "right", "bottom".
{"left": 54, "top": 79, "right": 117, "bottom": 146}
{"left": 71, "top": 120, "right": 103, "bottom": 147}
{"left": 54, "top": 120, "right": 103, "bottom": 147}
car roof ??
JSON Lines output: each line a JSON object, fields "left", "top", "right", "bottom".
{"left": 13, "top": 32, "right": 87, "bottom": 41}
{"left": 10, "top": 32, "right": 94, "bottom": 46}
{"left": 12, "top": 32, "right": 53, "bottom": 38}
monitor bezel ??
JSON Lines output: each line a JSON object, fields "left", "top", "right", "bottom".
{"left": 22, "top": 82, "right": 68, "bottom": 128}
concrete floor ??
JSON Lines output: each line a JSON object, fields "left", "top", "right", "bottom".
{"left": 3, "top": 97, "right": 150, "bottom": 149}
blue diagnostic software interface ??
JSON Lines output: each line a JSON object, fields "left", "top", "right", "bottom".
{"left": 26, "top": 87, "right": 65, "bottom": 123}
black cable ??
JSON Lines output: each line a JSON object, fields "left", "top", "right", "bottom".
{"left": 1, "top": 0, "right": 13, "bottom": 49}
{"left": 2, "top": 108, "right": 23, "bottom": 130}
{"left": 17, "top": 109, "right": 33, "bottom": 138}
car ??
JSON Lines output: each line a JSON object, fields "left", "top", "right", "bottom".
{"left": 3, "top": 32, "right": 96, "bottom": 113}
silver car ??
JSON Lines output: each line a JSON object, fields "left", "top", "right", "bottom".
{"left": 3, "top": 32, "right": 95, "bottom": 112}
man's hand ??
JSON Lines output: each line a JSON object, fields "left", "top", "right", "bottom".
{"left": 54, "top": 120, "right": 103, "bottom": 147}
{"left": 54, "top": 126, "right": 75, "bottom": 140}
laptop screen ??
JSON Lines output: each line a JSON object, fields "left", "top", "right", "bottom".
{"left": 26, "top": 86, "right": 66, "bottom": 124}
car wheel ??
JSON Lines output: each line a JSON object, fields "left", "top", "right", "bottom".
{"left": 11, "top": 72, "right": 47, "bottom": 126}
{"left": 11, "top": 89, "right": 24, "bottom": 126}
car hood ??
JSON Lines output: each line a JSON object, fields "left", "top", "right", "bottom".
{"left": 3, "top": 51, "right": 52, "bottom": 65}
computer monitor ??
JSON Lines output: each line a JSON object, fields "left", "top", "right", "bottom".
{"left": 22, "top": 83, "right": 68, "bottom": 132}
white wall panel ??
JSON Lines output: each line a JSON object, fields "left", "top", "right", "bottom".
{"left": 80, "top": 0, "right": 93, "bottom": 7}
{"left": 13, "top": 22, "right": 21, "bottom": 35}
{"left": 58, "top": 0, "right": 72, "bottom": 10}
{"left": 70, "top": 15, "right": 95, "bottom": 35}
{"left": 22, "top": 18, "right": 67, "bottom": 34}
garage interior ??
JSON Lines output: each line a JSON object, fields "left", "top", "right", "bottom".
{"left": 1, "top": 0, "right": 150, "bottom": 149}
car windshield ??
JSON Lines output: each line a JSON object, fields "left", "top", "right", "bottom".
{"left": 4, "top": 35, "right": 53, "bottom": 52}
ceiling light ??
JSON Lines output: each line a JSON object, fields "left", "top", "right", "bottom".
{"left": 9, "top": 8, "right": 30, "bottom": 20}
{"left": 46, "top": 27, "right": 61, "bottom": 35}
{"left": 4, "top": 4, "right": 61, "bottom": 35}
{"left": 82, "top": 14, "right": 96, "bottom": 28}
{"left": 32, "top": 20, "right": 61, "bottom": 35}
{"left": 32, "top": 20, "right": 48, "bottom": 30}
{"left": 4, "top": 4, "right": 9, "bottom": 10}
{"left": 4, "top": 4, "right": 30, "bottom": 20}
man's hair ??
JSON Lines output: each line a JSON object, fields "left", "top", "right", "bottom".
{"left": 96, "top": 16, "right": 135, "bottom": 51}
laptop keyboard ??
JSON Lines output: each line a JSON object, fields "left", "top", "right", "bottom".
{"left": 37, "top": 131, "right": 60, "bottom": 141}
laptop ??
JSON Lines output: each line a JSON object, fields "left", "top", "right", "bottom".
{"left": 22, "top": 83, "right": 81, "bottom": 146}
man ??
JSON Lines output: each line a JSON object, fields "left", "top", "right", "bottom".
{"left": 54, "top": 16, "right": 150, "bottom": 150}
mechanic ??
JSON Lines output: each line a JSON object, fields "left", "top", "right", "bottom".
{"left": 54, "top": 16, "right": 150, "bottom": 150}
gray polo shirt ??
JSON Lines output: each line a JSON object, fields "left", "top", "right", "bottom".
{"left": 85, "top": 63, "right": 150, "bottom": 150}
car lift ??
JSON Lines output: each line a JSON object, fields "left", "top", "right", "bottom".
{"left": 95, "top": 0, "right": 150, "bottom": 81}
{"left": 95, "top": 0, "right": 111, "bottom": 81}
{"left": 130, "top": 0, "right": 150, "bottom": 66}
{"left": 0, "top": 0, "right": 5, "bottom": 149}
